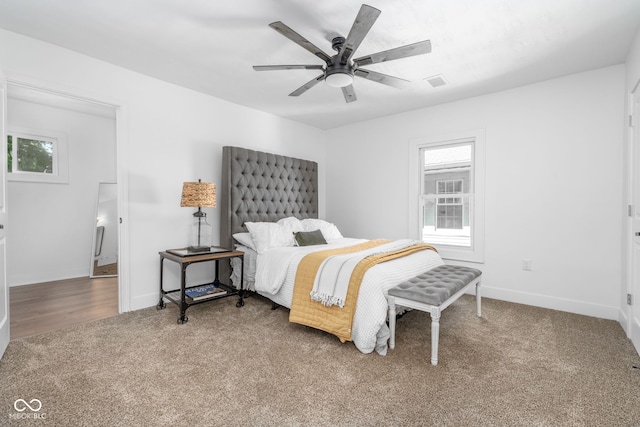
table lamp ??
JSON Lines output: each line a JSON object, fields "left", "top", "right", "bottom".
{"left": 180, "top": 179, "right": 216, "bottom": 252}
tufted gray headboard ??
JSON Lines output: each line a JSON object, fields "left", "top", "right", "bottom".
{"left": 220, "top": 146, "right": 318, "bottom": 252}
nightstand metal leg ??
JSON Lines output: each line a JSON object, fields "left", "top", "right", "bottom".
{"left": 178, "top": 263, "right": 189, "bottom": 323}
{"left": 236, "top": 255, "right": 245, "bottom": 308}
{"left": 157, "top": 256, "right": 167, "bottom": 309}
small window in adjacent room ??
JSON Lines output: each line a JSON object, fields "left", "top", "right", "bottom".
{"left": 7, "top": 128, "right": 68, "bottom": 183}
{"left": 410, "top": 130, "right": 485, "bottom": 263}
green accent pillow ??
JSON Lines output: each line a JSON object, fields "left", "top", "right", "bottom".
{"left": 294, "top": 229, "right": 327, "bottom": 246}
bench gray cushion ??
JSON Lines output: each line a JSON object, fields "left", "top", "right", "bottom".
{"left": 388, "top": 265, "right": 482, "bottom": 306}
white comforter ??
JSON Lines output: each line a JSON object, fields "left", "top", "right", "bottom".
{"left": 253, "top": 238, "right": 444, "bottom": 355}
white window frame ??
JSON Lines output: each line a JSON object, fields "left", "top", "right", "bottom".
{"left": 408, "top": 129, "right": 485, "bottom": 263}
{"left": 7, "top": 126, "right": 68, "bottom": 184}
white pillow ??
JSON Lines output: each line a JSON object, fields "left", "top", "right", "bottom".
{"left": 321, "top": 223, "right": 343, "bottom": 240}
{"left": 232, "top": 232, "right": 257, "bottom": 251}
{"left": 300, "top": 218, "right": 343, "bottom": 241}
{"left": 245, "top": 222, "right": 295, "bottom": 254}
{"left": 276, "top": 216, "right": 304, "bottom": 233}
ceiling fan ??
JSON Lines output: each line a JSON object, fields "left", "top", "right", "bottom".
{"left": 253, "top": 4, "right": 431, "bottom": 103}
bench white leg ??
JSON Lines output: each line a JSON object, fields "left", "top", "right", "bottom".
{"left": 476, "top": 281, "right": 482, "bottom": 317}
{"left": 431, "top": 308, "right": 441, "bottom": 365}
{"left": 388, "top": 297, "right": 396, "bottom": 350}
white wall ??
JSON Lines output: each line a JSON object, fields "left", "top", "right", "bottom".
{"left": 325, "top": 65, "right": 625, "bottom": 320}
{"left": 0, "top": 29, "right": 325, "bottom": 310}
{"left": 0, "top": 27, "right": 627, "bottom": 324}
{"left": 7, "top": 98, "right": 116, "bottom": 285}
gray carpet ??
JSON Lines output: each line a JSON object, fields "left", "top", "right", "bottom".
{"left": 1, "top": 293, "right": 639, "bottom": 426}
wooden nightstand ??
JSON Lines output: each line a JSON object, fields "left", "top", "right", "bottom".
{"left": 156, "top": 247, "right": 244, "bottom": 324}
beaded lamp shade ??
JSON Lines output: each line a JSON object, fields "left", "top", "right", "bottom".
{"left": 180, "top": 180, "right": 216, "bottom": 208}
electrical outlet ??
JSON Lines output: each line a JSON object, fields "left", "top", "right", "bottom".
{"left": 522, "top": 259, "right": 532, "bottom": 271}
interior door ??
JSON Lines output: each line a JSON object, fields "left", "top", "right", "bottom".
{"left": 631, "top": 87, "right": 640, "bottom": 356}
{"left": 0, "top": 70, "right": 9, "bottom": 359}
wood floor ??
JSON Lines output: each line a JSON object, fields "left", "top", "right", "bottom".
{"left": 92, "top": 261, "right": 118, "bottom": 276}
{"left": 9, "top": 276, "right": 119, "bottom": 340}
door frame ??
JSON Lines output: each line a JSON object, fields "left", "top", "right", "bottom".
{"left": 0, "top": 69, "right": 8, "bottom": 358}
{"left": 627, "top": 80, "right": 640, "bottom": 355}
{"left": 5, "top": 75, "right": 130, "bottom": 314}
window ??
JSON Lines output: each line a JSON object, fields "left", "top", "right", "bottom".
{"left": 409, "top": 130, "right": 485, "bottom": 263}
{"left": 421, "top": 143, "right": 471, "bottom": 246}
{"left": 436, "top": 179, "right": 464, "bottom": 230}
{"left": 7, "top": 128, "right": 68, "bottom": 183}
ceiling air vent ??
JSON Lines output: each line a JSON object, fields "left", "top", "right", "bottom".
{"left": 425, "top": 74, "right": 447, "bottom": 88}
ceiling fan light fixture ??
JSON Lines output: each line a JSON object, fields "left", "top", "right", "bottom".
{"left": 325, "top": 72, "right": 353, "bottom": 88}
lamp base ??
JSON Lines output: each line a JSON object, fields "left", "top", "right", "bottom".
{"left": 187, "top": 209, "right": 212, "bottom": 253}
{"left": 187, "top": 245, "right": 211, "bottom": 253}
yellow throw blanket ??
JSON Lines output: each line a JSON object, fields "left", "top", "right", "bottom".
{"left": 289, "top": 240, "right": 437, "bottom": 343}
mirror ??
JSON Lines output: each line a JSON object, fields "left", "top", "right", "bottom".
{"left": 90, "top": 182, "right": 118, "bottom": 278}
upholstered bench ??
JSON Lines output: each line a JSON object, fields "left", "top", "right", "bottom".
{"left": 387, "top": 265, "right": 482, "bottom": 365}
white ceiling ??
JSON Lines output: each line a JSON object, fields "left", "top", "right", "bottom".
{"left": 0, "top": 0, "right": 639, "bottom": 129}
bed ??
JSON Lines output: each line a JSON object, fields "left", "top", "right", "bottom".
{"left": 220, "top": 146, "right": 444, "bottom": 354}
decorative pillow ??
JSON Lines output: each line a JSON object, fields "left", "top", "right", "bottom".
{"left": 232, "top": 232, "right": 257, "bottom": 251}
{"left": 277, "top": 216, "right": 304, "bottom": 233}
{"left": 245, "top": 222, "right": 295, "bottom": 254}
{"left": 300, "top": 218, "right": 343, "bottom": 241}
{"left": 294, "top": 229, "right": 327, "bottom": 246}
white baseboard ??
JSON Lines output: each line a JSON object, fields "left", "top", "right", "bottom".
{"left": 619, "top": 309, "right": 630, "bottom": 336}
{"left": 631, "top": 313, "right": 640, "bottom": 357}
{"left": 477, "top": 286, "right": 620, "bottom": 321}
{"left": 130, "top": 292, "right": 162, "bottom": 312}
{"left": 134, "top": 285, "right": 622, "bottom": 319}
{"left": 9, "top": 268, "right": 89, "bottom": 287}
{"left": 134, "top": 284, "right": 621, "bottom": 320}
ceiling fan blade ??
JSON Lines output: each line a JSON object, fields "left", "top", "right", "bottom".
{"left": 341, "top": 85, "right": 357, "bottom": 103}
{"left": 289, "top": 73, "right": 325, "bottom": 97}
{"left": 339, "top": 4, "right": 381, "bottom": 64}
{"left": 269, "top": 21, "right": 332, "bottom": 63}
{"left": 354, "top": 40, "right": 432, "bottom": 66}
{"left": 354, "top": 68, "right": 409, "bottom": 89}
{"left": 253, "top": 65, "right": 325, "bottom": 71}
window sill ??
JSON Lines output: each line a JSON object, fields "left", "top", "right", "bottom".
{"left": 8, "top": 173, "right": 68, "bottom": 184}
{"left": 435, "top": 245, "right": 484, "bottom": 264}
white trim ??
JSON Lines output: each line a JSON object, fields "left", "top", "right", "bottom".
{"left": 481, "top": 285, "right": 620, "bottom": 321}
{"left": 115, "top": 104, "right": 130, "bottom": 313}
{"left": 409, "top": 129, "right": 486, "bottom": 263}
{"left": 0, "top": 68, "right": 9, "bottom": 359}
{"left": 627, "top": 83, "right": 640, "bottom": 355}
{"left": 625, "top": 88, "right": 633, "bottom": 338}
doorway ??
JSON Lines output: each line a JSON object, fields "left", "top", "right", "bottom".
{"left": 6, "top": 82, "right": 123, "bottom": 338}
